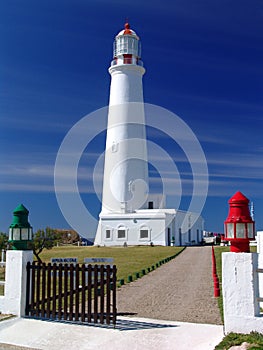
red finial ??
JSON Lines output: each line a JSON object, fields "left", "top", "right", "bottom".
{"left": 124, "top": 21, "right": 132, "bottom": 34}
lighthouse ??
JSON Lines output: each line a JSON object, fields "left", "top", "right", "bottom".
{"left": 101, "top": 22, "right": 148, "bottom": 214}
{"left": 94, "top": 23, "right": 204, "bottom": 246}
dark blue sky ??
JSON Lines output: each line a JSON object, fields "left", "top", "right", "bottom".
{"left": 1, "top": 0, "right": 262, "bottom": 237}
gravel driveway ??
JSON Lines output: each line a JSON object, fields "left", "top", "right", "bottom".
{"left": 116, "top": 246, "right": 222, "bottom": 325}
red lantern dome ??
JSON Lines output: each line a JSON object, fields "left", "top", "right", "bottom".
{"left": 224, "top": 191, "right": 255, "bottom": 252}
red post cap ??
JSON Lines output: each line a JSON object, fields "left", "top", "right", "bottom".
{"left": 224, "top": 191, "right": 255, "bottom": 253}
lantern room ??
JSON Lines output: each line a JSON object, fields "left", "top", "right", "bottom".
{"left": 112, "top": 22, "right": 142, "bottom": 66}
{"left": 224, "top": 191, "right": 255, "bottom": 252}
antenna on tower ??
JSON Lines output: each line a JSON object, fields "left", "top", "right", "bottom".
{"left": 250, "top": 201, "right": 255, "bottom": 220}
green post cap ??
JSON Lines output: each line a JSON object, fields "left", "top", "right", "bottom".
{"left": 10, "top": 204, "right": 31, "bottom": 228}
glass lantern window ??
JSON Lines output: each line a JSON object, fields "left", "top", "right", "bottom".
{"left": 114, "top": 36, "right": 139, "bottom": 57}
{"left": 226, "top": 223, "right": 234, "bottom": 238}
{"left": 247, "top": 223, "right": 254, "bottom": 238}
{"left": 12, "top": 228, "right": 21, "bottom": 240}
{"left": 21, "top": 228, "right": 29, "bottom": 240}
{"left": 236, "top": 223, "right": 246, "bottom": 238}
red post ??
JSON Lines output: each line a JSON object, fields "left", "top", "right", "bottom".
{"left": 211, "top": 246, "right": 220, "bottom": 297}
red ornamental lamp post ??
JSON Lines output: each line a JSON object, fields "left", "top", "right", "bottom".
{"left": 224, "top": 191, "right": 255, "bottom": 253}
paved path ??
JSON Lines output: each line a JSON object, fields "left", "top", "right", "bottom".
{"left": 117, "top": 246, "right": 222, "bottom": 324}
{"left": 0, "top": 316, "right": 224, "bottom": 350}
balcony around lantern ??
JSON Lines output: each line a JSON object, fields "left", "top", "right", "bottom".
{"left": 110, "top": 58, "right": 144, "bottom": 67}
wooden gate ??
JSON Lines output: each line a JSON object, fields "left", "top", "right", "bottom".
{"left": 25, "top": 262, "right": 117, "bottom": 326}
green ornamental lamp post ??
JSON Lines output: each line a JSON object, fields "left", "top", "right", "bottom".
{"left": 8, "top": 204, "right": 33, "bottom": 250}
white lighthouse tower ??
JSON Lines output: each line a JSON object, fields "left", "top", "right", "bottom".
{"left": 94, "top": 23, "right": 204, "bottom": 246}
{"left": 101, "top": 22, "right": 148, "bottom": 214}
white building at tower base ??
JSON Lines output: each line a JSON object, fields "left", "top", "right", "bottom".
{"left": 95, "top": 198, "right": 204, "bottom": 247}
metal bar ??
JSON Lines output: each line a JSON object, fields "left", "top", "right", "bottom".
{"left": 256, "top": 269, "right": 263, "bottom": 273}
{"left": 257, "top": 297, "right": 263, "bottom": 302}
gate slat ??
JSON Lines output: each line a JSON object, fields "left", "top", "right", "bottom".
{"left": 106, "top": 265, "right": 111, "bottom": 324}
{"left": 69, "top": 264, "right": 74, "bottom": 321}
{"left": 31, "top": 262, "right": 36, "bottom": 316}
{"left": 46, "top": 263, "right": 51, "bottom": 318}
{"left": 25, "top": 261, "right": 31, "bottom": 316}
{"left": 112, "top": 265, "right": 117, "bottom": 325}
{"left": 81, "top": 264, "right": 85, "bottom": 322}
{"left": 100, "top": 265, "right": 105, "bottom": 324}
{"left": 58, "top": 264, "right": 63, "bottom": 320}
{"left": 52, "top": 263, "right": 57, "bottom": 319}
{"left": 36, "top": 263, "right": 41, "bottom": 317}
{"left": 93, "top": 265, "right": 98, "bottom": 323}
{"left": 64, "top": 264, "right": 68, "bottom": 320}
{"left": 87, "top": 264, "right": 92, "bottom": 323}
{"left": 75, "top": 264, "right": 80, "bottom": 321}
{"left": 41, "top": 263, "right": 46, "bottom": 318}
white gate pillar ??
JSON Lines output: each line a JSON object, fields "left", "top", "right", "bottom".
{"left": 0, "top": 250, "right": 33, "bottom": 317}
{"left": 222, "top": 252, "right": 263, "bottom": 334}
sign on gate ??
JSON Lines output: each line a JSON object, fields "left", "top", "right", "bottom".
{"left": 84, "top": 258, "right": 113, "bottom": 264}
{"left": 51, "top": 257, "right": 78, "bottom": 264}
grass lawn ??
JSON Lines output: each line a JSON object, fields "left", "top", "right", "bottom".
{"left": 37, "top": 245, "right": 185, "bottom": 285}
{"left": 215, "top": 331, "right": 263, "bottom": 350}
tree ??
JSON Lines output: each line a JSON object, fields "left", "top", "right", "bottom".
{"left": 54, "top": 229, "right": 80, "bottom": 245}
{"left": 32, "top": 227, "right": 58, "bottom": 263}
{"left": 0, "top": 232, "right": 8, "bottom": 250}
